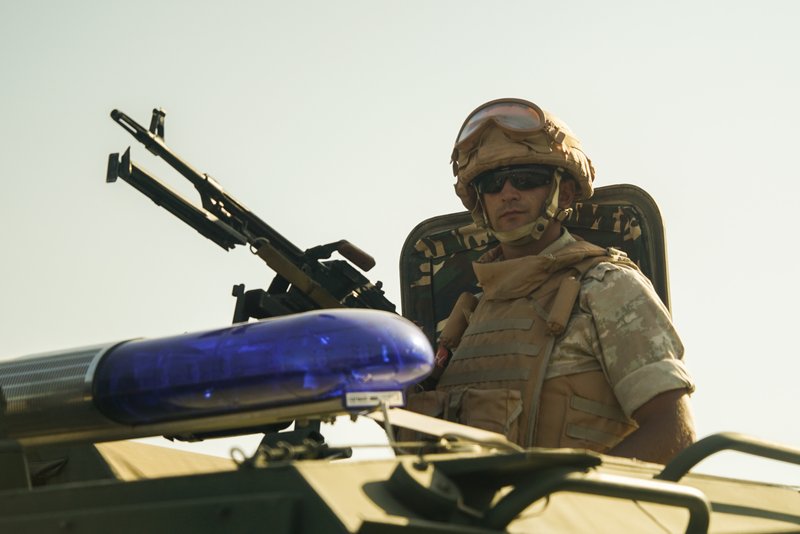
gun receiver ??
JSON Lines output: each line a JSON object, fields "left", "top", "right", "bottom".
{"left": 107, "top": 108, "right": 396, "bottom": 321}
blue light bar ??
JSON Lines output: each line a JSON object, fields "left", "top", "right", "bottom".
{"left": 92, "top": 309, "right": 433, "bottom": 425}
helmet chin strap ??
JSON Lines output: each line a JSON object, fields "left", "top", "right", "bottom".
{"left": 484, "top": 169, "right": 573, "bottom": 245}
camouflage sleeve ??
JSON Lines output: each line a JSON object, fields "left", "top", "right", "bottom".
{"left": 580, "top": 263, "right": 695, "bottom": 418}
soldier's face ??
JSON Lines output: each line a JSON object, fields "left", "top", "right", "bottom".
{"left": 482, "top": 179, "right": 551, "bottom": 233}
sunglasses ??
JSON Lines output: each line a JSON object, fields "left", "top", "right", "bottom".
{"left": 473, "top": 166, "right": 553, "bottom": 194}
{"left": 455, "top": 98, "right": 546, "bottom": 147}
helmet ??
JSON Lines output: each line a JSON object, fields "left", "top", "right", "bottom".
{"left": 451, "top": 99, "right": 595, "bottom": 241}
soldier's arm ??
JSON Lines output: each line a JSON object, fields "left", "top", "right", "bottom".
{"left": 607, "top": 388, "right": 696, "bottom": 464}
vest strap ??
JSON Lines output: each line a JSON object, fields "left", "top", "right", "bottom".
{"left": 528, "top": 297, "right": 550, "bottom": 320}
{"left": 525, "top": 336, "right": 556, "bottom": 446}
{"left": 437, "top": 367, "right": 531, "bottom": 387}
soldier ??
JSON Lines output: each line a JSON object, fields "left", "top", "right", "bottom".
{"left": 411, "top": 98, "right": 695, "bottom": 464}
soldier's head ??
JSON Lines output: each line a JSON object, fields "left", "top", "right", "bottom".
{"left": 451, "top": 99, "right": 594, "bottom": 245}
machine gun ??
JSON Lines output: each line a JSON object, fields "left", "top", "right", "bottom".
{"left": 106, "top": 108, "right": 396, "bottom": 322}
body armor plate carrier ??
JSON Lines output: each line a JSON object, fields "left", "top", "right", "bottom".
{"left": 405, "top": 240, "right": 640, "bottom": 452}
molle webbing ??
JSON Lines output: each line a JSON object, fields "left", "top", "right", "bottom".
{"left": 463, "top": 317, "right": 534, "bottom": 336}
{"left": 535, "top": 372, "right": 638, "bottom": 451}
{"left": 437, "top": 367, "right": 532, "bottom": 388}
{"left": 451, "top": 342, "right": 541, "bottom": 361}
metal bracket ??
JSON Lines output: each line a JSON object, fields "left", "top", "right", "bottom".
{"left": 0, "top": 439, "right": 31, "bottom": 491}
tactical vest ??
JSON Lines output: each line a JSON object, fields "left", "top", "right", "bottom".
{"left": 405, "top": 240, "right": 640, "bottom": 452}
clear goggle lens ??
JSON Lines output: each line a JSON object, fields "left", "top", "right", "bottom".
{"left": 456, "top": 99, "right": 546, "bottom": 145}
{"left": 474, "top": 166, "right": 553, "bottom": 194}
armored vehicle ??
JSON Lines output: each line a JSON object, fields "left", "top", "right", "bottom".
{"left": 1, "top": 109, "right": 798, "bottom": 533}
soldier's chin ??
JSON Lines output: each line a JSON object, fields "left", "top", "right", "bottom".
{"left": 495, "top": 220, "right": 529, "bottom": 233}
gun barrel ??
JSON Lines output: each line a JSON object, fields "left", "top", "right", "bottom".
{"left": 110, "top": 109, "right": 306, "bottom": 261}
{"left": 107, "top": 150, "right": 246, "bottom": 250}
{"left": 111, "top": 109, "right": 209, "bottom": 191}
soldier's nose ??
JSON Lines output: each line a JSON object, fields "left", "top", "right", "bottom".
{"left": 499, "top": 179, "right": 521, "bottom": 198}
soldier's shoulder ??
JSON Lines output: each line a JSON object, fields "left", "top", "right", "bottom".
{"left": 583, "top": 259, "right": 642, "bottom": 284}
{"left": 584, "top": 261, "right": 638, "bottom": 280}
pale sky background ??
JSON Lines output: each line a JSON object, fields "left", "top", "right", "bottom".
{"left": 1, "top": 1, "right": 799, "bottom": 485}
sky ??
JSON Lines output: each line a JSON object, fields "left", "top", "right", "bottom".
{"left": 1, "top": 1, "right": 799, "bottom": 485}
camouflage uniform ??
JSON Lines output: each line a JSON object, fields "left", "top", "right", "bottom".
{"left": 527, "top": 229, "right": 693, "bottom": 418}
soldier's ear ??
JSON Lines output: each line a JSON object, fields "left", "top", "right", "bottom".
{"left": 558, "top": 178, "right": 576, "bottom": 208}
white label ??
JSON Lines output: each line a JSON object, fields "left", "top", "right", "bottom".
{"left": 345, "top": 390, "right": 404, "bottom": 408}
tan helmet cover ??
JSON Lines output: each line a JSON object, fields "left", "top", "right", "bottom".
{"left": 452, "top": 105, "right": 595, "bottom": 227}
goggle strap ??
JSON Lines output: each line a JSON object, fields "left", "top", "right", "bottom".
{"left": 525, "top": 174, "right": 561, "bottom": 241}
{"left": 546, "top": 122, "right": 567, "bottom": 144}
{"left": 472, "top": 195, "right": 492, "bottom": 230}
{"left": 543, "top": 170, "right": 563, "bottom": 219}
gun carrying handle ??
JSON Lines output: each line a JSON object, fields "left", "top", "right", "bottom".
{"left": 336, "top": 241, "right": 376, "bottom": 272}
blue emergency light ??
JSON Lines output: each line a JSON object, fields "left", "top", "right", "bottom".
{"left": 93, "top": 309, "right": 433, "bottom": 423}
{"left": 0, "top": 309, "right": 433, "bottom": 445}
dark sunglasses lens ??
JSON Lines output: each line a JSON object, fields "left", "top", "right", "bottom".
{"left": 476, "top": 175, "right": 506, "bottom": 194}
{"left": 510, "top": 174, "right": 550, "bottom": 190}
{"left": 476, "top": 169, "right": 551, "bottom": 194}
